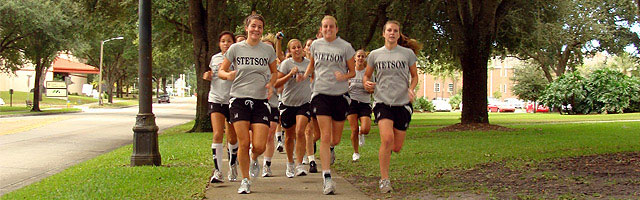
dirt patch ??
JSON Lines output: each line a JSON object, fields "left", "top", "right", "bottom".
{"left": 431, "top": 123, "right": 518, "bottom": 133}
{"left": 448, "top": 152, "right": 640, "bottom": 199}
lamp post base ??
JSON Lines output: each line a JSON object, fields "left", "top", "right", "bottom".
{"left": 131, "top": 113, "right": 161, "bottom": 166}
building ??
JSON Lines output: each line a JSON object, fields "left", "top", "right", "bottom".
{"left": 416, "top": 57, "right": 520, "bottom": 101}
{"left": 0, "top": 53, "right": 98, "bottom": 95}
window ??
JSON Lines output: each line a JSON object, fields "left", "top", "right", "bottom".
{"left": 448, "top": 83, "right": 454, "bottom": 92}
{"left": 434, "top": 83, "right": 440, "bottom": 92}
{"left": 502, "top": 84, "right": 508, "bottom": 93}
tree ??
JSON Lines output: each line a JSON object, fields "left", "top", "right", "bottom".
{"left": 0, "top": 0, "right": 38, "bottom": 72}
{"left": 16, "top": 0, "right": 75, "bottom": 112}
{"left": 511, "top": 63, "right": 549, "bottom": 105}
{"left": 505, "top": 0, "right": 639, "bottom": 82}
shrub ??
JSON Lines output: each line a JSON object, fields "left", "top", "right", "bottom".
{"left": 540, "top": 72, "right": 590, "bottom": 114}
{"left": 449, "top": 93, "right": 462, "bottom": 110}
{"left": 413, "top": 97, "right": 434, "bottom": 112}
{"left": 585, "top": 69, "right": 640, "bottom": 114}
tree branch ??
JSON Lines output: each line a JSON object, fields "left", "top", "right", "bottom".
{"left": 161, "top": 15, "right": 191, "bottom": 34}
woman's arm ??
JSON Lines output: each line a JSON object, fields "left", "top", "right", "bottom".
{"left": 408, "top": 63, "right": 418, "bottom": 102}
{"left": 275, "top": 66, "right": 297, "bottom": 88}
{"left": 217, "top": 58, "right": 236, "bottom": 80}
{"left": 363, "top": 63, "right": 375, "bottom": 93}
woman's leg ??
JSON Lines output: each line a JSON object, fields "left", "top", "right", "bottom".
{"left": 233, "top": 121, "right": 251, "bottom": 179}
{"left": 377, "top": 119, "right": 394, "bottom": 180}
{"left": 294, "top": 115, "right": 309, "bottom": 164}
{"left": 316, "top": 115, "right": 333, "bottom": 172}
{"left": 347, "top": 114, "right": 359, "bottom": 155}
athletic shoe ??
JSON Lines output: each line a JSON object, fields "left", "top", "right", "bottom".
{"left": 352, "top": 153, "right": 360, "bottom": 162}
{"left": 322, "top": 177, "right": 336, "bottom": 195}
{"left": 379, "top": 179, "right": 392, "bottom": 193}
{"left": 249, "top": 160, "right": 260, "bottom": 178}
{"left": 276, "top": 142, "right": 284, "bottom": 153}
{"left": 295, "top": 165, "right": 308, "bottom": 176}
{"left": 358, "top": 133, "right": 365, "bottom": 146}
{"left": 262, "top": 163, "right": 272, "bottom": 177}
{"left": 228, "top": 163, "right": 238, "bottom": 182}
{"left": 302, "top": 156, "right": 309, "bottom": 165}
{"left": 237, "top": 178, "right": 251, "bottom": 194}
{"left": 285, "top": 163, "right": 295, "bottom": 178}
{"left": 210, "top": 169, "right": 223, "bottom": 183}
{"left": 309, "top": 161, "right": 318, "bottom": 173}
{"left": 330, "top": 148, "right": 336, "bottom": 165}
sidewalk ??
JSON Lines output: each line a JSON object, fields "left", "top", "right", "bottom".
{"left": 204, "top": 150, "right": 370, "bottom": 200}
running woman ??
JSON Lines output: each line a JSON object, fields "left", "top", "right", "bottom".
{"left": 301, "top": 15, "right": 356, "bottom": 195}
{"left": 363, "top": 20, "right": 420, "bottom": 193}
{"left": 218, "top": 14, "right": 278, "bottom": 194}
{"left": 347, "top": 49, "right": 372, "bottom": 162}
{"left": 203, "top": 31, "right": 238, "bottom": 183}
{"left": 259, "top": 33, "right": 285, "bottom": 177}
{"left": 275, "top": 39, "right": 312, "bottom": 178}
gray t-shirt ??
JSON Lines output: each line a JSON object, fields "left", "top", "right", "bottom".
{"left": 225, "top": 41, "right": 277, "bottom": 100}
{"left": 367, "top": 45, "right": 417, "bottom": 106}
{"left": 208, "top": 53, "right": 234, "bottom": 104}
{"left": 309, "top": 37, "right": 355, "bottom": 97}
{"left": 348, "top": 68, "right": 371, "bottom": 103}
{"left": 278, "top": 57, "right": 312, "bottom": 106}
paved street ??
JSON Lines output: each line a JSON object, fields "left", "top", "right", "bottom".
{"left": 0, "top": 97, "right": 196, "bottom": 195}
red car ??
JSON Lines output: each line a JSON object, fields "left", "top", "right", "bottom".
{"left": 526, "top": 104, "right": 549, "bottom": 113}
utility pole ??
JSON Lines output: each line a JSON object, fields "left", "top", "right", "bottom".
{"left": 131, "top": 0, "right": 161, "bottom": 166}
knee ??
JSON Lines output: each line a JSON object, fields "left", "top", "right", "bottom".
{"left": 392, "top": 145, "right": 402, "bottom": 153}
{"left": 331, "top": 138, "right": 341, "bottom": 146}
{"left": 361, "top": 127, "right": 370, "bottom": 135}
{"left": 252, "top": 144, "right": 266, "bottom": 154}
{"left": 381, "top": 138, "right": 394, "bottom": 149}
{"left": 238, "top": 139, "right": 250, "bottom": 149}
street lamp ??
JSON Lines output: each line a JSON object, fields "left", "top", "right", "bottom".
{"left": 98, "top": 36, "right": 124, "bottom": 105}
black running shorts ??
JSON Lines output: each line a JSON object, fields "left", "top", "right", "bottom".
{"left": 279, "top": 103, "right": 312, "bottom": 128}
{"left": 373, "top": 102, "right": 413, "bottom": 131}
{"left": 229, "top": 97, "right": 270, "bottom": 125}
{"left": 311, "top": 93, "right": 350, "bottom": 121}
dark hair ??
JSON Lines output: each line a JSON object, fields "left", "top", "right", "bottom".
{"left": 235, "top": 35, "right": 246, "bottom": 40}
{"left": 218, "top": 31, "right": 236, "bottom": 43}
{"left": 244, "top": 14, "right": 265, "bottom": 27}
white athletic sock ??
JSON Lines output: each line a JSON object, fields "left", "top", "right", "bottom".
{"left": 322, "top": 170, "right": 331, "bottom": 180}
{"left": 308, "top": 155, "right": 315, "bottom": 162}
{"left": 212, "top": 143, "right": 223, "bottom": 170}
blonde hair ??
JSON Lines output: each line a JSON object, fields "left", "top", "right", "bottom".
{"left": 383, "top": 20, "right": 402, "bottom": 33}
{"left": 321, "top": 15, "right": 338, "bottom": 27}
{"left": 383, "top": 20, "right": 423, "bottom": 54}
{"left": 261, "top": 33, "right": 277, "bottom": 47}
{"left": 287, "top": 39, "right": 302, "bottom": 50}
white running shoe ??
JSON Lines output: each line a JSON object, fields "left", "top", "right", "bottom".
{"left": 285, "top": 163, "right": 295, "bottom": 178}
{"left": 358, "top": 133, "right": 365, "bottom": 146}
{"left": 302, "top": 156, "right": 309, "bottom": 165}
{"left": 323, "top": 177, "right": 336, "bottom": 195}
{"left": 249, "top": 160, "right": 260, "bottom": 178}
{"left": 295, "top": 165, "right": 308, "bottom": 176}
{"left": 262, "top": 163, "right": 272, "bottom": 177}
{"left": 352, "top": 153, "right": 360, "bottom": 162}
{"left": 237, "top": 178, "right": 251, "bottom": 194}
{"left": 228, "top": 163, "right": 238, "bottom": 182}
{"left": 210, "top": 169, "right": 223, "bottom": 183}
{"left": 379, "top": 179, "right": 392, "bottom": 193}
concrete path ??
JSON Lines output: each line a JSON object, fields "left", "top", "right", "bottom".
{"left": 205, "top": 150, "right": 370, "bottom": 199}
{"left": 0, "top": 97, "right": 195, "bottom": 196}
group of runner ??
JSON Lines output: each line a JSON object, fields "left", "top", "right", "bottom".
{"left": 202, "top": 14, "right": 420, "bottom": 195}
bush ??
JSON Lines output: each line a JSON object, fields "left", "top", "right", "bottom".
{"left": 585, "top": 69, "right": 640, "bottom": 114}
{"left": 413, "top": 97, "right": 434, "bottom": 112}
{"left": 540, "top": 70, "right": 640, "bottom": 114}
{"left": 449, "top": 93, "right": 462, "bottom": 110}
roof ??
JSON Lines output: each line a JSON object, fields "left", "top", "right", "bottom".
{"left": 52, "top": 57, "right": 99, "bottom": 74}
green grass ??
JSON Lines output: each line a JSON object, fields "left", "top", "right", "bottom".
{"left": 0, "top": 107, "right": 81, "bottom": 116}
{"left": 0, "top": 91, "right": 98, "bottom": 106}
{"left": 2, "top": 113, "right": 638, "bottom": 199}
{"left": 333, "top": 112, "right": 640, "bottom": 197}
{"left": 1, "top": 121, "right": 212, "bottom": 200}
{"left": 89, "top": 100, "right": 138, "bottom": 108}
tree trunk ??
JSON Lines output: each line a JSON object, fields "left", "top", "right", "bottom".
{"left": 31, "top": 59, "right": 44, "bottom": 112}
{"left": 446, "top": 0, "right": 505, "bottom": 124}
{"left": 187, "top": 0, "right": 227, "bottom": 133}
{"left": 161, "top": 77, "right": 167, "bottom": 94}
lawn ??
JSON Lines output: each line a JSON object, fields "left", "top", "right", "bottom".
{"left": 0, "top": 106, "right": 81, "bottom": 116}
{"left": 1, "top": 113, "right": 638, "bottom": 199}
{"left": 0, "top": 91, "right": 98, "bottom": 106}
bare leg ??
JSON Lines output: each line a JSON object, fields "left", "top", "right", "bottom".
{"left": 347, "top": 114, "right": 359, "bottom": 154}
{"left": 233, "top": 121, "right": 251, "bottom": 179}
{"left": 250, "top": 123, "right": 269, "bottom": 161}
{"left": 294, "top": 115, "right": 309, "bottom": 164}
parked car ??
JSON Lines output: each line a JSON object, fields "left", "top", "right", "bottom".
{"left": 158, "top": 94, "right": 170, "bottom": 103}
{"left": 488, "top": 100, "right": 515, "bottom": 112}
{"left": 504, "top": 98, "right": 525, "bottom": 109}
{"left": 432, "top": 100, "right": 452, "bottom": 112}
{"left": 526, "top": 103, "right": 549, "bottom": 113}
{"left": 0, "top": 97, "right": 5, "bottom": 105}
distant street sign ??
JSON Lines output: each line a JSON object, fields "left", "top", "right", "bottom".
{"left": 46, "top": 81, "right": 67, "bottom": 97}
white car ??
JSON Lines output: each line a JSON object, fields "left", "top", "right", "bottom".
{"left": 0, "top": 97, "right": 5, "bottom": 105}
{"left": 504, "top": 98, "right": 525, "bottom": 109}
{"left": 432, "top": 100, "right": 452, "bottom": 112}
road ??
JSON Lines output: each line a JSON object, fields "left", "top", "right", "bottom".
{"left": 0, "top": 97, "right": 196, "bottom": 195}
